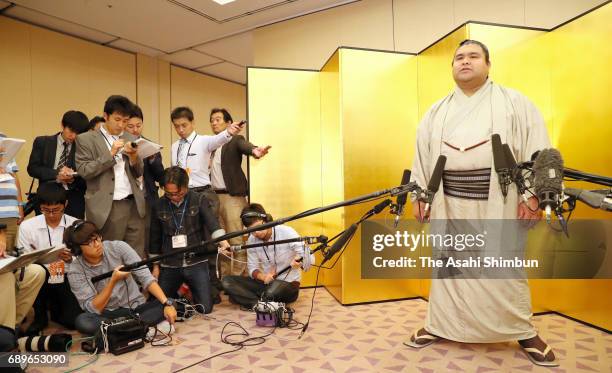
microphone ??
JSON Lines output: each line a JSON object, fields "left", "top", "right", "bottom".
{"left": 321, "top": 223, "right": 358, "bottom": 265}
{"left": 564, "top": 188, "right": 612, "bottom": 212}
{"left": 533, "top": 148, "right": 564, "bottom": 223}
{"left": 229, "top": 235, "right": 328, "bottom": 252}
{"left": 393, "top": 170, "right": 411, "bottom": 228}
{"left": 372, "top": 199, "right": 392, "bottom": 215}
{"left": 421, "top": 155, "right": 446, "bottom": 215}
{"left": 503, "top": 143, "right": 529, "bottom": 203}
{"left": 492, "top": 134, "right": 511, "bottom": 198}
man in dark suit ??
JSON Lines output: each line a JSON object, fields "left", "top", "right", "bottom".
{"left": 209, "top": 108, "right": 270, "bottom": 280}
{"left": 126, "top": 104, "right": 164, "bottom": 249}
{"left": 27, "top": 110, "right": 90, "bottom": 218}
{"left": 75, "top": 95, "right": 147, "bottom": 259}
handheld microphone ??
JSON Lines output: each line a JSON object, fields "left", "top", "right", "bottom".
{"left": 393, "top": 170, "right": 411, "bottom": 228}
{"left": 322, "top": 223, "right": 358, "bottom": 265}
{"left": 533, "top": 148, "right": 564, "bottom": 223}
{"left": 492, "top": 134, "right": 511, "bottom": 199}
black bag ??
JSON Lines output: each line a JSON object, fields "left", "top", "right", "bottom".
{"left": 102, "top": 317, "right": 147, "bottom": 355}
{"left": 23, "top": 179, "right": 38, "bottom": 217}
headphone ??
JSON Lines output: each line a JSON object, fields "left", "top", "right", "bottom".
{"left": 240, "top": 210, "right": 273, "bottom": 226}
{"left": 64, "top": 220, "right": 86, "bottom": 256}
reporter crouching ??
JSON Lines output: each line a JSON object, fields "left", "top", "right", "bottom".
{"left": 63, "top": 220, "right": 176, "bottom": 342}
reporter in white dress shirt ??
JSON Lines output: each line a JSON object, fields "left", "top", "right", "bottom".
{"left": 17, "top": 182, "right": 82, "bottom": 334}
{"left": 170, "top": 106, "right": 244, "bottom": 217}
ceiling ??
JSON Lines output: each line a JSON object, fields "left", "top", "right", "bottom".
{"left": 0, "top": 0, "right": 359, "bottom": 84}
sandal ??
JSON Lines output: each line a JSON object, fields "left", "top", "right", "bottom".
{"left": 521, "top": 343, "right": 559, "bottom": 367}
{"left": 403, "top": 329, "right": 439, "bottom": 349}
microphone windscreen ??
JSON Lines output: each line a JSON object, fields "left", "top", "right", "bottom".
{"left": 502, "top": 144, "right": 517, "bottom": 169}
{"left": 396, "top": 170, "right": 412, "bottom": 206}
{"left": 427, "top": 155, "right": 446, "bottom": 193}
{"left": 533, "top": 148, "right": 564, "bottom": 208}
{"left": 492, "top": 134, "right": 507, "bottom": 172}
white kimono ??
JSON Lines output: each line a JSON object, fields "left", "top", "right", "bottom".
{"left": 411, "top": 79, "right": 551, "bottom": 343}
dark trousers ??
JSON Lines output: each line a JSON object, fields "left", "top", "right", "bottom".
{"left": 221, "top": 276, "right": 299, "bottom": 309}
{"left": 158, "top": 261, "right": 213, "bottom": 313}
{"left": 74, "top": 299, "right": 164, "bottom": 337}
{"left": 32, "top": 270, "right": 83, "bottom": 329}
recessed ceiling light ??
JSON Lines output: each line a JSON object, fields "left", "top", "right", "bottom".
{"left": 212, "top": 0, "right": 236, "bottom": 4}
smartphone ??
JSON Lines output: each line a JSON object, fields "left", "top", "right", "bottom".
{"left": 238, "top": 120, "right": 247, "bottom": 126}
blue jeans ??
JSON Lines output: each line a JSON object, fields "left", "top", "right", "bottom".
{"left": 74, "top": 299, "right": 164, "bottom": 337}
{"left": 158, "top": 261, "right": 213, "bottom": 313}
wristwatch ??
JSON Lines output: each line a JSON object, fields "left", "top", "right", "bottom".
{"left": 163, "top": 298, "right": 175, "bottom": 307}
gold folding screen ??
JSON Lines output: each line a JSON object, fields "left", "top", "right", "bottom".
{"left": 248, "top": 3, "right": 611, "bottom": 329}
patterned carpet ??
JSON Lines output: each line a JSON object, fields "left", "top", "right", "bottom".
{"left": 32, "top": 287, "right": 611, "bottom": 373}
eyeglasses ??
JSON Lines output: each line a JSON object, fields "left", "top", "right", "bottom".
{"left": 82, "top": 235, "right": 102, "bottom": 246}
{"left": 164, "top": 189, "right": 187, "bottom": 198}
{"left": 40, "top": 207, "right": 64, "bottom": 215}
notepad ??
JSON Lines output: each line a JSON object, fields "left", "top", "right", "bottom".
{"left": 0, "top": 137, "right": 26, "bottom": 168}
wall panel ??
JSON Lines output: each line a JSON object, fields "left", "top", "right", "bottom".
{"left": 248, "top": 68, "right": 323, "bottom": 287}
{"left": 339, "top": 49, "right": 419, "bottom": 303}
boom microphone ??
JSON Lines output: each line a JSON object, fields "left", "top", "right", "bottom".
{"left": 393, "top": 170, "right": 411, "bottom": 228}
{"left": 423, "top": 155, "right": 446, "bottom": 214}
{"left": 533, "top": 148, "right": 564, "bottom": 223}
{"left": 564, "top": 188, "right": 612, "bottom": 212}
{"left": 503, "top": 143, "right": 529, "bottom": 203}
{"left": 322, "top": 223, "right": 358, "bottom": 265}
{"left": 492, "top": 134, "right": 511, "bottom": 198}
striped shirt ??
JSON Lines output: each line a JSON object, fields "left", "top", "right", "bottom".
{"left": 0, "top": 157, "right": 20, "bottom": 219}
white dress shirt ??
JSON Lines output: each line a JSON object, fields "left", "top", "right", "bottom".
{"left": 17, "top": 213, "right": 78, "bottom": 253}
{"left": 17, "top": 213, "right": 78, "bottom": 283}
{"left": 100, "top": 125, "right": 133, "bottom": 200}
{"left": 170, "top": 130, "right": 232, "bottom": 188}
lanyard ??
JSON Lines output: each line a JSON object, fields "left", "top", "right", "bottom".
{"left": 169, "top": 195, "right": 190, "bottom": 235}
{"left": 45, "top": 216, "right": 66, "bottom": 247}
{"left": 262, "top": 227, "right": 277, "bottom": 265}
{"left": 176, "top": 134, "right": 197, "bottom": 167}
{"left": 101, "top": 130, "right": 121, "bottom": 160}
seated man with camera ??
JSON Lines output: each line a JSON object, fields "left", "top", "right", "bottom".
{"left": 64, "top": 220, "right": 176, "bottom": 346}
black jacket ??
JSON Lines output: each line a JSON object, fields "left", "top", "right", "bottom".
{"left": 220, "top": 135, "right": 256, "bottom": 196}
{"left": 149, "top": 190, "right": 223, "bottom": 267}
{"left": 142, "top": 148, "right": 165, "bottom": 204}
{"left": 27, "top": 133, "right": 86, "bottom": 218}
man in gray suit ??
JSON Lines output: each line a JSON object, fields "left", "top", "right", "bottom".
{"left": 75, "top": 95, "right": 147, "bottom": 259}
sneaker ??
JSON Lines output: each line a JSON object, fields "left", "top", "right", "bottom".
{"left": 147, "top": 320, "right": 175, "bottom": 339}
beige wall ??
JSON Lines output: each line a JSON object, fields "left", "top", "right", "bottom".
{"left": 0, "top": 16, "right": 245, "bottom": 199}
{"left": 253, "top": 0, "right": 607, "bottom": 70}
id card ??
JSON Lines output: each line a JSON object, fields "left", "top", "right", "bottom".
{"left": 172, "top": 234, "right": 188, "bottom": 248}
{"left": 46, "top": 260, "right": 65, "bottom": 284}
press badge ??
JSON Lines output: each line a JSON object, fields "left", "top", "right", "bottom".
{"left": 172, "top": 234, "right": 188, "bottom": 248}
{"left": 47, "top": 260, "right": 65, "bottom": 284}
